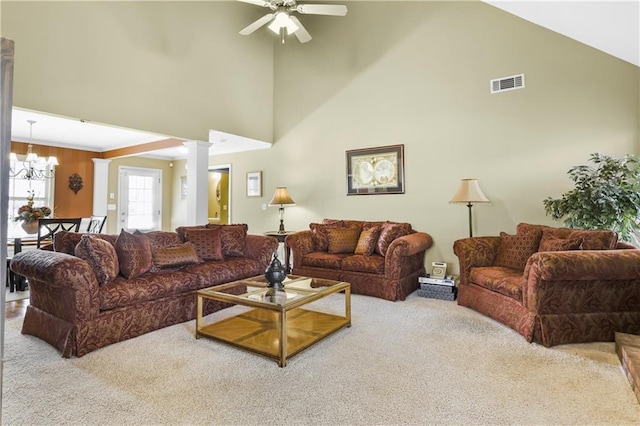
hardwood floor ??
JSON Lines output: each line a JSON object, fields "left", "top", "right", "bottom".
{"left": 5, "top": 299, "right": 28, "bottom": 320}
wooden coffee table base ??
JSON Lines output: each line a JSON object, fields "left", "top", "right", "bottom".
{"left": 197, "top": 307, "right": 350, "bottom": 367}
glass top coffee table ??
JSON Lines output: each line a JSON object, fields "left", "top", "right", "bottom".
{"left": 196, "top": 275, "right": 351, "bottom": 367}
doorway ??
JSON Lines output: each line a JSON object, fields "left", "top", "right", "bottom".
{"left": 117, "top": 166, "right": 162, "bottom": 232}
{"left": 209, "top": 164, "right": 231, "bottom": 224}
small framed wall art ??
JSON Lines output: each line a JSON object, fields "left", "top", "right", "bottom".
{"left": 180, "top": 176, "right": 187, "bottom": 200}
{"left": 346, "top": 144, "right": 405, "bottom": 195}
{"left": 246, "top": 171, "right": 262, "bottom": 197}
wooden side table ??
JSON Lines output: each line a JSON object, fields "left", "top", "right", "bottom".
{"left": 263, "top": 231, "right": 297, "bottom": 273}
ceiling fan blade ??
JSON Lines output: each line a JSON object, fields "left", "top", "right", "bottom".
{"left": 239, "top": 13, "right": 275, "bottom": 35}
{"left": 293, "top": 4, "right": 347, "bottom": 16}
{"left": 237, "top": 0, "right": 273, "bottom": 8}
{"left": 289, "top": 16, "right": 312, "bottom": 43}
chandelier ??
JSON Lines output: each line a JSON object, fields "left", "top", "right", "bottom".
{"left": 9, "top": 120, "right": 58, "bottom": 180}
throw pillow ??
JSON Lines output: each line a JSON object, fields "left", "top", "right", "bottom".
{"left": 538, "top": 236, "right": 583, "bottom": 252}
{"left": 494, "top": 231, "right": 541, "bottom": 270}
{"left": 541, "top": 227, "right": 618, "bottom": 250}
{"left": 310, "top": 223, "right": 334, "bottom": 251}
{"left": 54, "top": 231, "right": 84, "bottom": 255}
{"left": 183, "top": 228, "right": 223, "bottom": 261}
{"left": 75, "top": 235, "right": 120, "bottom": 286}
{"left": 375, "top": 222, "right": 411, "bottom": 256}
{"left": 354, "top": 226, "right": 382, "bottom": 256}
{"left": 152, "top": 243, "right": 200, "bottom": 269}
{"left": 207, "top": 224, "right": 248, "bottom": 257}
{"left": 327, "top": 227, "right": 360, "bottom": 254}
{"left": 144, "top": 230, "right": 182, "bottom": 250}
{"left": 175, "top": 225, "right": 208, "bottom": 242}
{"left": 115, "top": 229, "right": 153, "bottom": 279}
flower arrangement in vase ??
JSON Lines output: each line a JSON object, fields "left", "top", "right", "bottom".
{"left": 14, "top": 191, "right": 51, "bottom": 234}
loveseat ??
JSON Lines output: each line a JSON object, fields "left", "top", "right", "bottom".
{"left": 10, "top": 224, "right": 278, "bottom": 357}
{"left": 453, "top": 223, "right": 640, "bottom": 347}
{"left": 287, "top": 219, "right": 433, "bottom": 301}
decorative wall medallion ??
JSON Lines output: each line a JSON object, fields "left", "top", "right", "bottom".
{"left": 69, "top": 173, "right": 83, "bottom": 194}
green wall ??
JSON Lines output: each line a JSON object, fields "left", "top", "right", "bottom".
{"left": 207, "top": 1, "right": 640, "bottom": 271}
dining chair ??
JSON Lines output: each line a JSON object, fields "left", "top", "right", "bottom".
{"left": 87, "top": 215, "right": 107, "bottom": 233}
{"left": 36, "top": 218, "right": 82, "bottom": 249}
{"left": 6, "top": 238, "right": 24, "bottom": 292}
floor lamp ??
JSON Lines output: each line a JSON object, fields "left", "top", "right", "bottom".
{"left": 450, "top": 179, "right": 490, "bottom": 237}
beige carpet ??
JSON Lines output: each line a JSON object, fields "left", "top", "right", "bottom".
{"left": 2, "top": 293, "right": 639, "bottom": 425}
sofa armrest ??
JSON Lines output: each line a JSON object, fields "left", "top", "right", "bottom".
{"left": 245, "top": 234, "right": 279, "bottom": 267}
{"left": 453, "top": 236, "right": 501, "bottom": 285}
{"left": 286, "top": 231, "right": 314, "bottom": 269}
{"left": 523, "top": 248, "right": 640, "bottom": 312}
{"left": 385, "top": 232, "right": 433, "bottom": 277}
{"left": 10, "top": 250, "right": 100, "bottom": 323}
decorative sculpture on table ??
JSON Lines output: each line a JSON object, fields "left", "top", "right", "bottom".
{"left": 265, "top": 251, "right": 287, "bottom": 290}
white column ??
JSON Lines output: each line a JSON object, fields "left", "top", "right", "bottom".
{"left": 184, "top": 140, "right": 212, "bottom": 225}
{"left": 92, "top": 158, "right": 111, "bottom": 216}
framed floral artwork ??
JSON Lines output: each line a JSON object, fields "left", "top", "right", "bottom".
{"left": 346, "top": 144, "right": 405, "bottom": 195}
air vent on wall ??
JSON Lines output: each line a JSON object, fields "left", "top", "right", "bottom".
{"left": 490, "top": 73, "right": 525, "bottom": 94}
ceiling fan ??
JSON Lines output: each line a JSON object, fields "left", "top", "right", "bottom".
{"left": 238, "top": 0, "right": 348, "bottom": 44}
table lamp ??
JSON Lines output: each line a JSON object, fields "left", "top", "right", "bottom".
{"left": 449, "top": 179, "right": 490, "bottom": 237}
{"left": 269, "top": 187, "right": 296, "bottom": 233}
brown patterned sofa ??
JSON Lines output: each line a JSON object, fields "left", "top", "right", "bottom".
{"left": 453, "top": 222, "right": 640, "bottom": 347}
{"left": 286, "top": 219, "right": 433, "bottom": 301}
{"left": 10, "top": 224, "right": 278, "bottom": 357}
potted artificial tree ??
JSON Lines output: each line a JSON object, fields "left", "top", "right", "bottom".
{"left": 543, "top": 153, "right": 640, "bottom": 245}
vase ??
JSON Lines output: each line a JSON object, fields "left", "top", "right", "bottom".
{"left": 21, "top": 221, "right": 39, "bottom": 235}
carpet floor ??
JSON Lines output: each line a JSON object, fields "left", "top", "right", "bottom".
{"left": 2, "top": 293, "right": 639, "bottom": 425}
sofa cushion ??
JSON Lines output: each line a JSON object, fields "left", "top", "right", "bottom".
{"left": 207, "top": 224, "right": 248, "bottom": 257}
{"left": 541, "top": 228, "right": 618, "bottom": 250}
{"left": 342, "top": 254, "right": 385, "bottom": 274}
{"left": 354, "top": 226, "right": 381, "bottom": 256}
{"left": 152, "top": 243, "right": 200, "bottom": 269}
{"left": 183, "top": 228, "right": 223, "bottom": 261}
{"left": 75, "top": 235, "right": 120, "bottom": 286}
{"left": 470, "top": 266, "right": 524, "bottom": 301}
{"left": 184, "top": 257, "right": 264, "bottom": 287}
{"left": 538, "top": 235, "right": 583, "bottom": 252}
{"left": 494, "top": 230, "right": 542, "bottom": 270}
{"left": 327, "top": 227, "right": 360, "bottom": 254}
{"left": 115, "top": 229, "right": 153, "bottom": 279}
{"left": 375, "top": 222, "right": 411, "bottom": 256}
{"left": 100, "top": 269, "right": 200, "bottom": 310}
{"left": 301, "top": 252, "right": 349, "bottom": 269}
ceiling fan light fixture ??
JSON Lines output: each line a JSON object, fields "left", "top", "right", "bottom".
{"left": 268, "top": 11, "right": 298, "bottom": 34}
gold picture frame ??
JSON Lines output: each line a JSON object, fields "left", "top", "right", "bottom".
{"left": 346, "top": 144, "right": 405, "bottom": 195}
{"left": 246, "top": 171, "right": 262, "bottom": 197}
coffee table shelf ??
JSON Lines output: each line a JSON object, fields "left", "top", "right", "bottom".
{"left": 196, "top": 275, "right": 351, "bottom": 367}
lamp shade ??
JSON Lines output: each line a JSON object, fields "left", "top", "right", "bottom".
{"left": 449, "top": 179, "right": 490, "bottom": 204}
{"left": 269, "top": 187, "right": 296, "bottom": 206}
